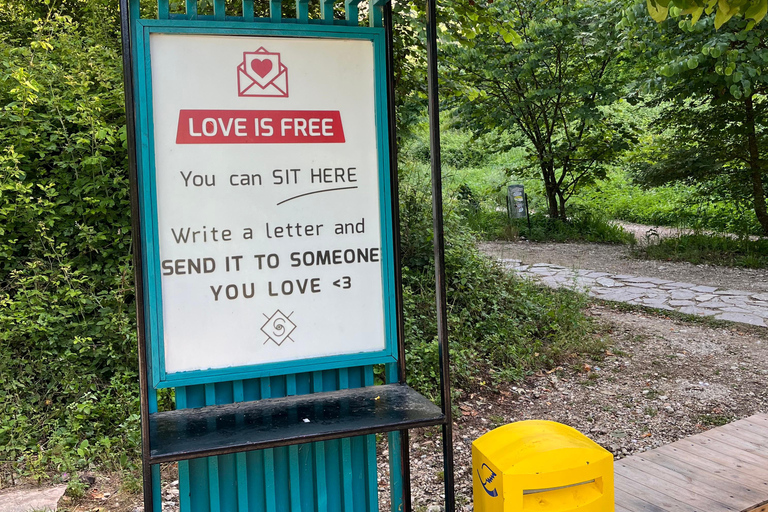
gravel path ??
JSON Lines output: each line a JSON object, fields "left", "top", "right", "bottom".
{"left": 500, "top": 260, "right": 768, "bottom": 327}
{"left": 480, "top": 240, "right": 768, "bottom": 293}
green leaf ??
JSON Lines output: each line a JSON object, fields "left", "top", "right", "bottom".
{"left": 690, "top": 6, "right": 705, "bottom": 23}
{"left": 648, "top": 0, "right": 670, "bottom": 22}
{"left": 745, "top": 0, "right": 768, "bottom": 22}
{"left": 714, "top": 6, "right": 732, "bottom": 27}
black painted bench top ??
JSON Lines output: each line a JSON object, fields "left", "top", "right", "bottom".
{"left": 149, "top": 383, "right": 444, "bottom": 463}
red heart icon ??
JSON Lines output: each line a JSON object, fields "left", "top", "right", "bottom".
{"left": 251, "top": 59, "right": 273, "bottom": 79}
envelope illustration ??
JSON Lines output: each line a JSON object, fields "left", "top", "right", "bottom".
{"left": 237, "top": 47, "right": 289, "bottom": 98}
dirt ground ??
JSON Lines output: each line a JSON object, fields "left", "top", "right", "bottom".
{"left": 398, "top": 302, "right": 768, "bottom": 511}
{"left": 12, "top": 237, "right": 768, "bottom": 512}
{"left": 54, "top": 296, "right": 768, "bottom": 511}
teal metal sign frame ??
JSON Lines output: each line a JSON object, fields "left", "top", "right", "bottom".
{"left": 120, "top": 2, "right": 455, "bottom": 512}
{"left": 132, "top": 20, "right": 399, "bottom": 389}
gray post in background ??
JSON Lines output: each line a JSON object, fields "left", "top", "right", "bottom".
{"left": 507, "top": 184, "right": 527, "bottom": 219}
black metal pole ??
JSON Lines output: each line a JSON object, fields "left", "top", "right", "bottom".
{"left": 383, "top": 3, "right": 413, "bottom": 510}
{"left": 119, "top": 1, "right": 154, "bottom": 511}
{"left": 525, "top": 192, "right": 532, "bottom": 235}
{"left": 425, "top": 0, "right": 455, "bottom": 510}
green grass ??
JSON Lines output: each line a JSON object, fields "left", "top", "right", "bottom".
{"left": 461, "top": 207, "right": 636, "bottom": 245}
{"left": 697, "top": 414, "right": 734, "bottom": 427}
{"left": 572, "top": 169, "right": 765, "bottom": 237}
{"left": 636, "top": 234, "right": 768, "bottom": 268}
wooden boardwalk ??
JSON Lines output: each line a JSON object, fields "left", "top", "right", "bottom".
{"left": 615, "top": 413, "right": 768, "bottom": 512}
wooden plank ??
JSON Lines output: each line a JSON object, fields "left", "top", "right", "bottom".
{"left": 688, "top": 434, "right": 768, "bottom": 467}
{"left": 627, "top": 453, "right": 756, "bottom": 509}
{"left": 615, "top": 460, "right": 734, "bottom": 511}
{"left": 663, "top": 438, "right": 768, "bottom": 478}
{"left": 614, "top": 486, "right": 669, "bottom": 512}
{"left": 656, "top": 442, "right": 768, "bottom": 491}
{"left": 699, "top": 429, "right": 768, "bottom": 454}
{"left": 712, "top": 423, "right": 768, "bottom": 448}
{"left": 743, "top": 413, "right": 768, "bottom": 430}
{"left": 638, "top": 450, "right": 766, "bottom": 506}
{"left": 725, "top": 420, "right": 768, "bottom": 441}
{"left": 718, "top": 419, "right": 768, "bottom": 441}
{"left": 610, "top": 415, "right": 768, "bottom": 512}
{"left": 615, "top": 475, "right": 698, "bottom": 512}
{"left": 674, "top": 435, "right": 768, "bottom": 468}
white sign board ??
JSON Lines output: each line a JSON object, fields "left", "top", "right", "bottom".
{"left": 148, "top": 34, "right": 390, "bottom": 377}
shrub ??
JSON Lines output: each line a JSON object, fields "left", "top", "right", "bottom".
{"left": 0, "top": 11, "right": 139, "bottom": 480}
{"left": 399, "top": 170, "right": 604, "bottom": 396}
{"left": 637, "top": 234, "right": 768, "bottom": 268}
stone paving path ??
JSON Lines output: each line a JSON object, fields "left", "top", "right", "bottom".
{"left": 0, "top": 485, "right": 66, "bottom": 512}
{"left": 501, "top": 259, "right": 768, "bottom": 327}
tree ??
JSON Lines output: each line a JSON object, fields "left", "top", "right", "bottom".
{"left": 0, "top": 4, "right": 139, "bottom": 467}
{"left": 444, "top": 0, "right": 635, "bottom": 221}
{"left": 628, "top": 6, "right": 768, "bottom": 234}
{"left": 645, "top": 0, "right": 767, "bottom": 29}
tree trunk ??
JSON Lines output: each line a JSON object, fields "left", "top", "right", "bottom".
{"left": 745, "top": 95, "right": 768, "bottom": 236}
{"left": 540, "top": 160, "right": 561, "bottom": 220}
{"left": 557, "top": 190, "right": 567, "bottom": 220}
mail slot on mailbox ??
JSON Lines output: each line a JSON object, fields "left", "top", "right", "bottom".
{"left": 472, "top": 420, "right": 614, "bottom": 512}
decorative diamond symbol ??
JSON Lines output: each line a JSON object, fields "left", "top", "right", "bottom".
{"left": 261, "top": 310, "right": 296, "bottom": 346}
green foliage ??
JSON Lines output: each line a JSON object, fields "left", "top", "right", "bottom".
{"left": 464, "top": 206, "right": 636, "bottom": 244}
{"left": 0, "top": 9, "right": 139, "bottom": 479}
{"left": 637, "top": 234, "right": 768, "bottom": 268}
{"left": 644, "top": 0, "right": 767, "bottom": 29}
{"left": 697, "top": 413, "right": 734, "bottom": 426}
{"left": 445, "top": 0, "right": 637, "bottom": 220}
{"left": 623, "top": 6, "right": 768, "bottom": 235}
{"left": 573, "top": 169, "right": 765, "bottom": 235}
{"left": 399, "top": 164, "right": 606, "bottom": 396}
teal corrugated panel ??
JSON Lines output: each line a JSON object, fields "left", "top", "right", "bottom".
{"left": 242, "top": 0, "right": 255, "bottom": 20}
{"left": 158, "top": 0, "right": 170, "bottom": 18}
{"left": 270, "top": 0, "right": 282, "bottom": 22}
{"left": 296, "top": 0, "right": 309, "bottom": 22}
{"left": 174, "top": 369, "right": 379, "bottom": 512}
{"left": 213, "top": 0, "right": 225, "bottom": 20}
{"left": 246, "top": 449, "right": 267, "bottom": 512}
{"left": 216, "top": 453, "right": 238, "bottom": 511}
{"left": 204, "top": 385, "right": 221, "bottom": 512}
{"left": 311, "top": 372, "right": 329, "bottom": 512}
{"left": 369, "top": 0, "right": 383, "bottom": 27}
{"left": 323, "top": 438, "right": 343, "bottom": 512}
{"left": 344, "top": 0, "right": 359, "bottom": 25}
{"left": 319, "top": 0, "right": 334, "bottom": 23}
{"left": 232, "top": 381, "right": 250, "bottom": 512}
{"left": 148, "top": 390, "right": 162, "bottom": 512}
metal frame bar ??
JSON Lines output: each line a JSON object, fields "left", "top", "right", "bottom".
{"left": 425, "top": 0, "right": 456, "bottom": 509}
{"left": 382, "top": 3, "right": 414, "bottom": 509}
{"left": 119, "top": 0, "right": 155, "bottom": 509}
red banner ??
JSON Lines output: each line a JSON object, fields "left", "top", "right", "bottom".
{"left": 176, "top": 110, "right": 345, "bottom": 144}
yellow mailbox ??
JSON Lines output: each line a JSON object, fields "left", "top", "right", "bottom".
{"left": 472, "top": 420, "right": 614, "bottom": 512}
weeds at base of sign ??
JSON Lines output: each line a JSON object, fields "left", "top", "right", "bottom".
{"left": 399, "top": 183, "right": 605, "bottom": 398}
